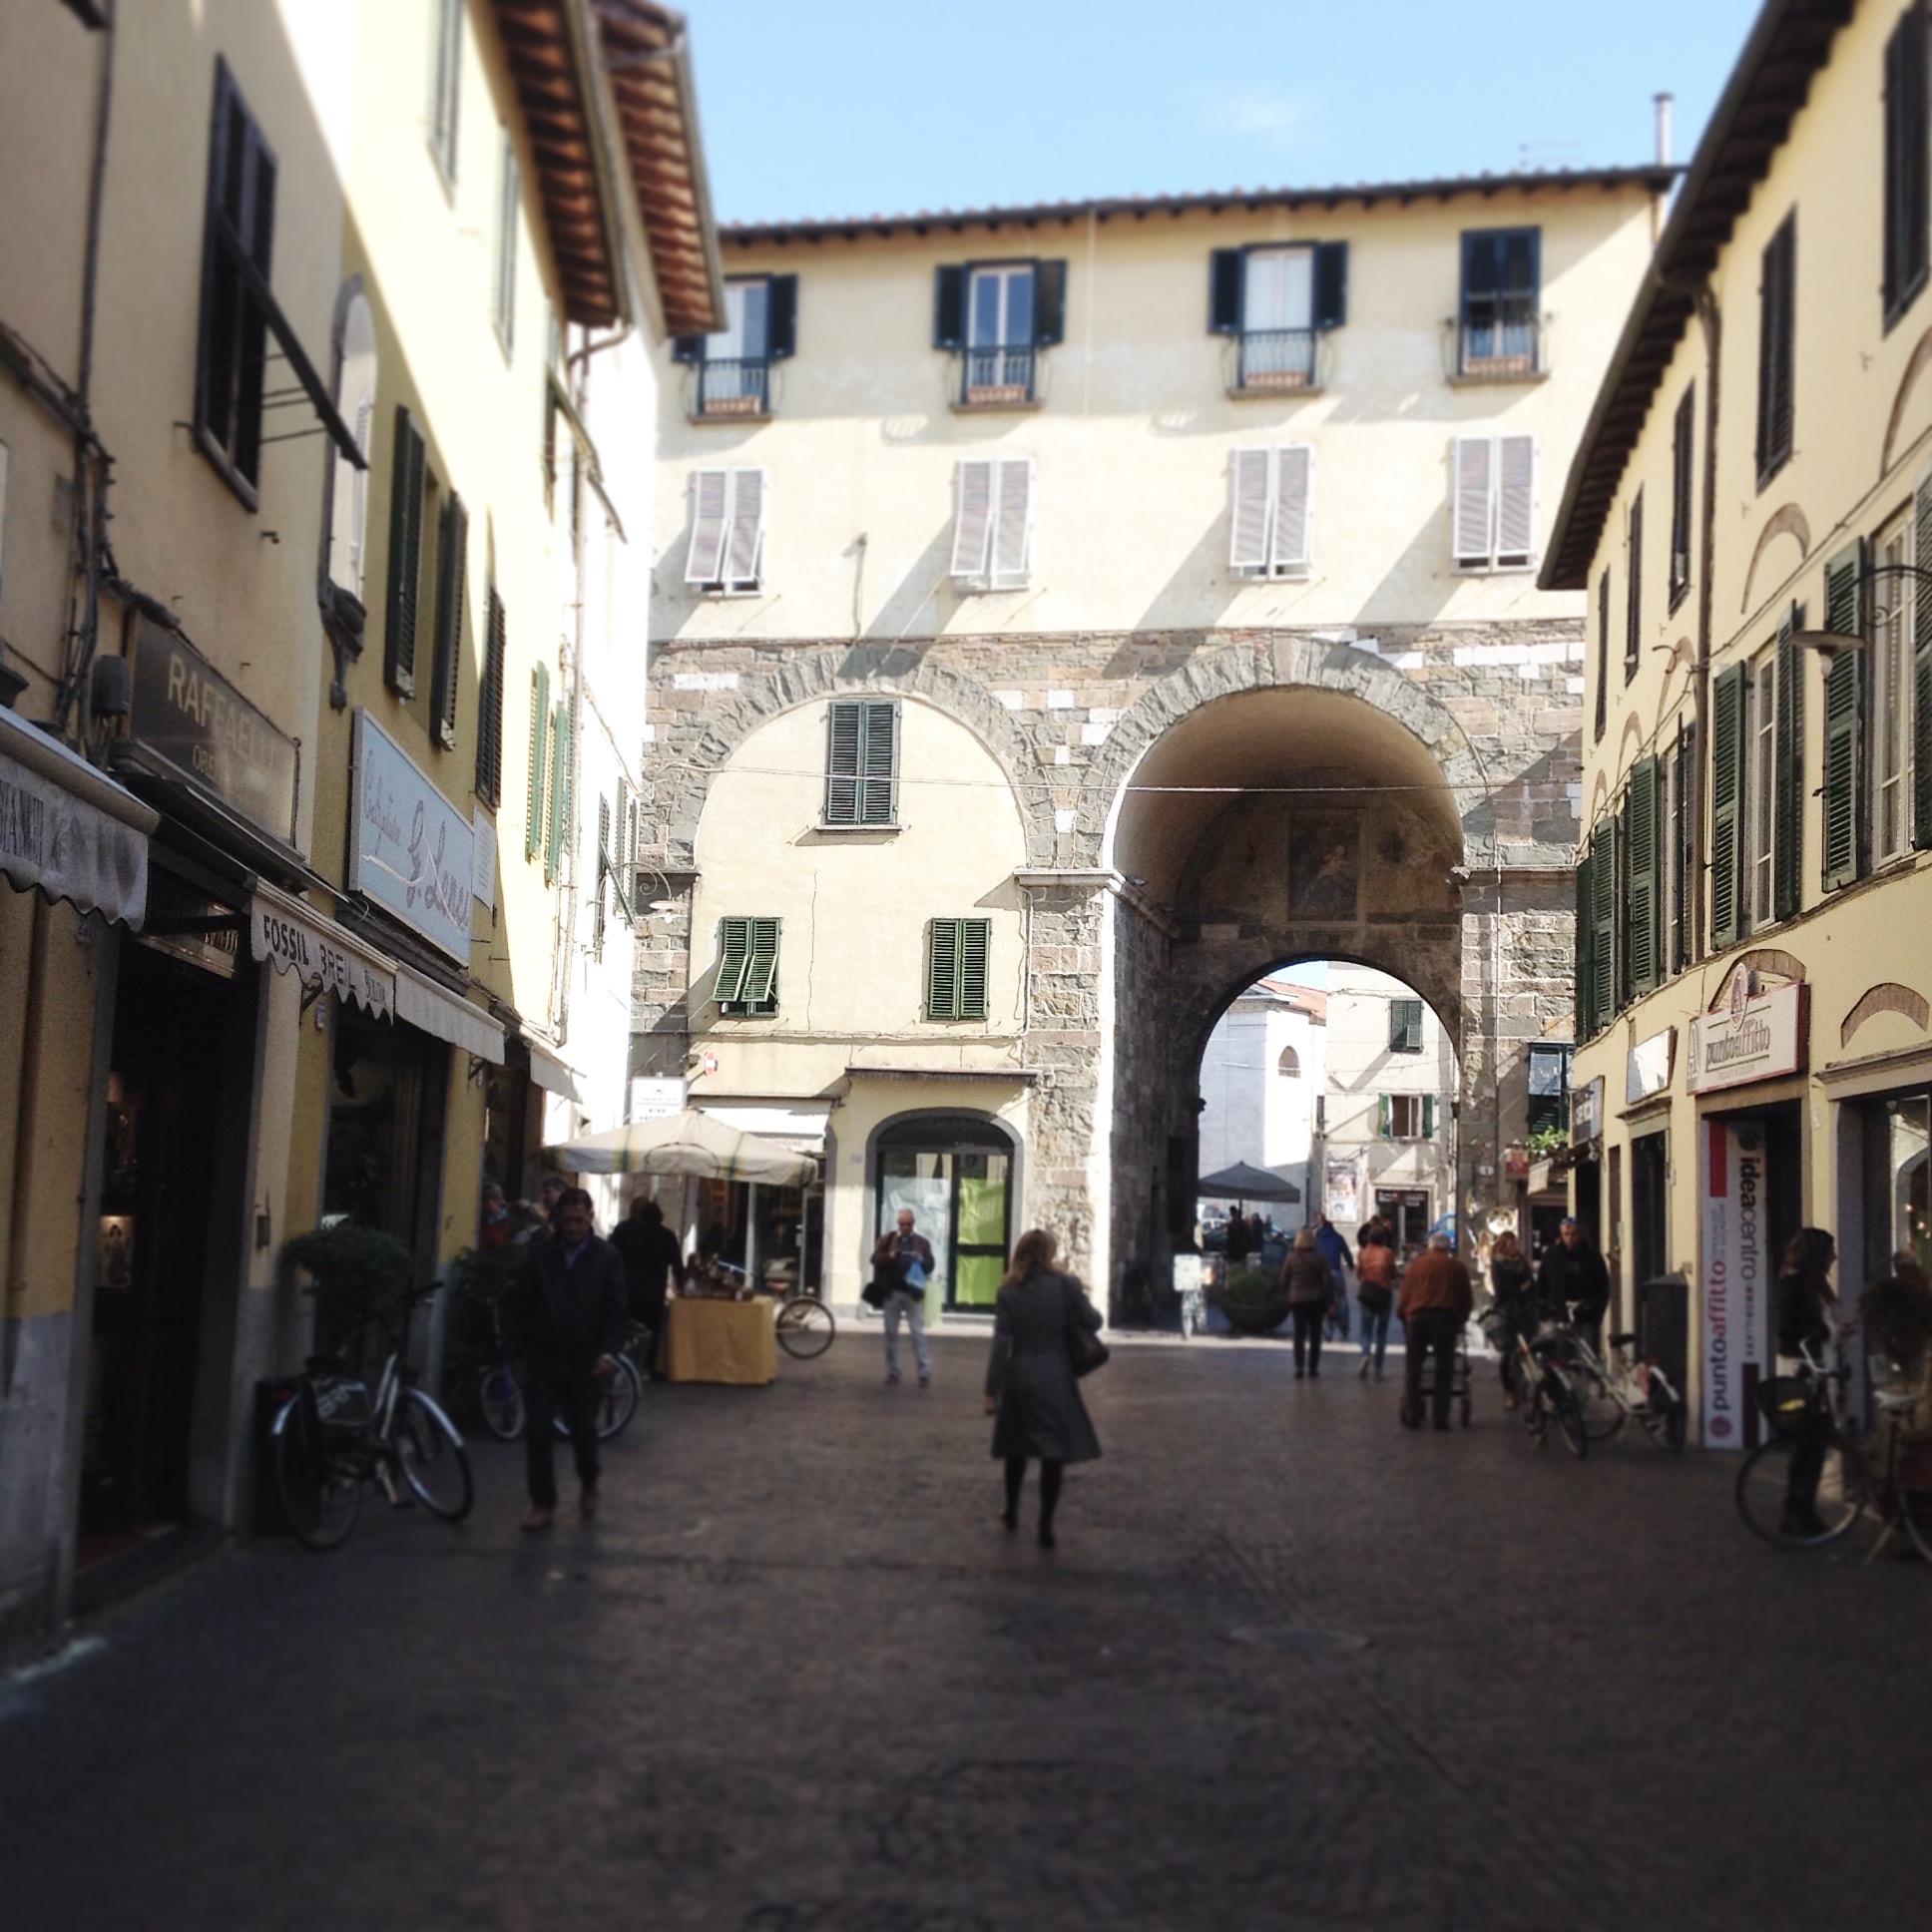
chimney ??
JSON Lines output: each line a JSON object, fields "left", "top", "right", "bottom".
{"left": 1654, "top": 92, "right": 1675, "bottom": 168}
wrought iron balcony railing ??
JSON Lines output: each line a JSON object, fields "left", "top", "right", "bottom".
{"left": 959, "top": 342, "right": 1036, "bottom": 406}
{"left": 693, "top": 356, "right": 770, "bottom": 417}
{"left": 1234, "top": 327, "right": 1319, "bottom": 391}
{"left": 1457, "top": 304, "right": 1542, "bottom": 379}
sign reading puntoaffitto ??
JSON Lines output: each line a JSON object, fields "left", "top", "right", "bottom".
{"left": 1686, "top": 972, "right": 1806, "bottom": 1095}
{"left": 348, "top": 709, "right": 473, "bottom": 961}
{"left": 1701, "top": 1117, "right": 1771, "bottom": 1450}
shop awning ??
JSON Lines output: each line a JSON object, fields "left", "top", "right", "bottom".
{"left": 248, "top": 880, "right": 396, "bottom": 1018}
{"left": 396, "top": 965, "right": 505, "bottom": 1063}
{"left": 0, "top": 707, "right": 158, "bottom": 926}
{"left": 526, "top": 1041, "right": 584, "bottom": 1100}
{"left": 702, "top": 1104, "right": 831, "bottom": 1154}
{"left": 546, "top": 1109, "right": 813, "bottom": 1183}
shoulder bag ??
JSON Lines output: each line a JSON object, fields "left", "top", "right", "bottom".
{"left": 1063, "top": 1275, "right": 1112, "bottom": 1379}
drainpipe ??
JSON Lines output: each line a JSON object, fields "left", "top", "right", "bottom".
{"left": 1690, "top": 290, "right": 1721, "bottom": 960}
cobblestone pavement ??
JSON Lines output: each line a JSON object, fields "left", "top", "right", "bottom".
{"left": 6, "top": 1331, "right": 1932, "bottom": 1932}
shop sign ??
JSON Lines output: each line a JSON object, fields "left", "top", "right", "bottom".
{"left": 248, "top": 893, "right": 394, "bottom": 1018}
{"left": 1688, "top": 975, "right": 1805, "bottom": 1095}
{"left": 1324, "top": 1159, "right": 1359, "bottom": 1224}
{"left": 135, "top": 869, "right": 240, "bottom": 979}
{"left": 348, "top": 710, "right": 473, "bottom": 961}
{"left": 1571, "top": 1076, "right": 1604, "bottom": 1146}
{"left": 1626, "top": 1027, "right": 1676, "bottom": 1104}
{"left": 130, "top": 616, "right": 298, "bottom": 839}
{"left": 631, "top": 1076, "right": 686, "bottom": 1121}
{"left": 1700, "top": 1118, "right": 1773, "bottom": 1450}
{"left": 1503, "top": 1146, "right": 1530, "bottom": 1181}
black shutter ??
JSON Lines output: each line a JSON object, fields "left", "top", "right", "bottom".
{"left": 1916, "top": 475, "right": 1932, "bottom": 847}
{"left": 1772, "top": 601, "right": 1803, "bottom": 921}
{"left": 1710, "top": 663, "right": 1746, "bottom": 950}
{"left": 1672, "top": 720, "right": 1696, "bottom": 974}
{"left": 858, "top": 700, "right": 898, "bottom": 823}
{"left": 430, "top": 493, "right": 468, "bottom": 749}
{"left": 1575, "top": 840, "right": 1596, "bottom": 1040}
{"left": 1208, "top": 248, "right": 1244, "bottom": 333}
{"left": 671, "top": 334, "right": 705, "bottom": 363}
{"left": 476, "top": 586, "right": 506, "bottom": 807}
{"left": 1503, "top": 227, "right": 1541, "bottom": 305}
{"left": 1032, "top": 259, "right": 1067, "bottom": 346}
{"left": 1459, "top": 230, "right": 1494, "bottom": 329}
{"left": 766, "top": 273, "right": 798, "bottom": 358}
{"left": 1821, "top": 542, "right": 1867, "bottom": 891}
{"left": 1627, "top": 757, "right": 1659, "bottom": 1000}
{"left": 1591, "top": 817, "right": 1618, "bottom": 1026}
{"left": 1313, "top": 242, "right": 1348, "bottom": 329}
{"left": 1594, "top": 569, "right": 1610, "bottom": 741}
{"left": 1885, "top": 3, "right": 1931, "bottom": 322}
{"left": 1625, "top": 492, "right": 1644, "bottom": 684}
{"left": 1670, "top": 385, "right": 1694, "bottom": 608}
{"left": 1756, "top": 215, "right": 1796, "bottom": 483}
{"left": 933, "top": 265, "right": 966, "bottom": 349}
{"left": 384, "top": 405, "right": 427, "bottom": 696}
{"left": 823, "top": 701, "right": 861, "bottom": 824}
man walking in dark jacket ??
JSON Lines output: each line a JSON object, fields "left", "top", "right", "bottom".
{"left": 609, "top": 1197, "right": 685, "bottom": 1374}
{"left": 1535, "top": 1217, "right": 1612, "bottom": 1351}
{"left": 508, "top": 1187, "right": 628, "bottom": 1530}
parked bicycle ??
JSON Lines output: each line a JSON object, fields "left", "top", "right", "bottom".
{"left": 1568, "top": 1327, "right": 1688, "bottom": 1450}
{"left": 1734, "top": 1344, "right": 1932, "bottom": 1558}
{"left": 475, "top": 1301, "right": 643, "bottom": 1444}
{"left": 1485, "top": 1303, "right": 1589, "bottom": 1458}
{"left": 697, "top": 1258, "right": 836, "bottom": 1359}
{"left": 272, "top": 1281, "right": 473, "bottom": 1551}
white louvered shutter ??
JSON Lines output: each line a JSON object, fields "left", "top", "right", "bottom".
{"left": 723, "top": 468, "right": 765, "bottom": 585}
{"left": 685, "top": 468, "right": 730, "bottom": 584}
{"left": 1270, "top": 445, "right": 1314, "bottom": 571}
{"left": 950, "top": 459, "right": 994, "bottom": 580}
{"left": 1451, "top": 436, "right": 1495, "bottom": 567}
{"left": 1229, "top": 447, "right": 1273, "bottom": 570}
{"left": 1495, "top": 434, "right": 1537, "bottom": 564}
{"left": 991, "top": 458, "right": 1033, "bottom": 588}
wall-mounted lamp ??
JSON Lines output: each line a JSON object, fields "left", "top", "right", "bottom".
{"left": 1791, "top": 562, "right": 1932, "bottom": 653}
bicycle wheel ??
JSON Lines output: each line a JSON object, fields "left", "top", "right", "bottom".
{"left": 1897, "top": 1481, "right": 1932, "bottom": 1564}
{"left": 395, "top": 1388, "right": 474, "bottom": 1522}
{"left": 1576, "top": 1363, "right": 1626, "bottom": 1442}
{"left": 274, "top": 1401, "right": 363, "bottom": 1551}
{"left": 775, "top": 1296, "right": 835, "bottom": 1359}
{"left": 1639, "top": 1372, "right": 1687, "bottom": 1452}
{"left": 479, "top": 1364, "right": 524, "bottom": 1441}
{"left": 1552, "top": 1381, "right": 1590, "bottom": 1460}
{"left": 1734, "top": 1434, "right": 1865, "bottom": 1547}
{"left": 557, "top": 1357, "right": 641, "bottom": 1440}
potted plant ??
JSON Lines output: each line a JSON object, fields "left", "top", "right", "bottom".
{"left": 1860, "top": 1265, "right": 1932, "bottom": 1384}
{"left": 280, "top": 1217, "right": 414, "bottom": 1352}
{"left": 1208, "top": 1262, "right": 1289, "bottom": 1337}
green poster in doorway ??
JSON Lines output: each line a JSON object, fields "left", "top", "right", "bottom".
{"left": 958, "top": 1174, "right": 1007, "bottom": 1246}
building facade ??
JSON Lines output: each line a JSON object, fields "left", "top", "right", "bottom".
{"left": 635, "top": 163, "right": 1675, "bottom": 1318}
{"left": 1548, "top": 0, "right": 1931, "bottom": 1443}
{"left": 0, "top": 0, "right": 719, "bottom": 1661}
{"left": 1320, "top": 964, "right": 1459, "bottom": 1253}
{"left": 1197, "top": 977, "right": 1327, "bottom": 1215}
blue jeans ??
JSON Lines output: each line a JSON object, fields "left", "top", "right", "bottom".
{"left": 1358, "top": 1296, "right": 1393, "bottom": 1368}
{"left": 883, "top": 1288, "right": 930, "bottom": 1381}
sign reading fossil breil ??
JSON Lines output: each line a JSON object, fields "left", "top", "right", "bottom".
{"left": 348, "top": 709, "right": 473, "bottom": 961}
{"left": 130, "top": 616, "right": 299, "bottom": 838}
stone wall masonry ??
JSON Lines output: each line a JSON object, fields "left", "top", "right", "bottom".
{"left": 637, "top": 619, "right": 1583, "bottom": 1296}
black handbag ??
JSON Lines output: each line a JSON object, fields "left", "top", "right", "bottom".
{"left": 861, "top": 1274, "right": 889, "bottom": 1309}
{"left": 1064, "top": 1278, "right": 1111, "bottom": 1378}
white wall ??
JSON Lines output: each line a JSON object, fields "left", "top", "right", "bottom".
{"left": 1198, "top": 990, "right": 1325, "bottom": 1217}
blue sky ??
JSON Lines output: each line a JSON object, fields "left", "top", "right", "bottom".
{"left": 687, "top": 0, "right": 1764, "bottom": 226}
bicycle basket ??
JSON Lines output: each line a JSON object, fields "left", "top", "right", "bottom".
{"left": 305, "top": 1374, "right": 373, "bottom": 1443}
{"left": 1755, "top": 1375, "right": 1819, "bottom": 1439}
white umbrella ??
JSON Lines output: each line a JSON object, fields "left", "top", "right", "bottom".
{"left": 543, "top": 1108, "right": 813, "bottom": 1185}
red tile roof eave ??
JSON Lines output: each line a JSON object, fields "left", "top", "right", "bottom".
{"left": 1540, "top": 0, "right": 1857, "bottom": 592}
{"left": 718, "top": 164, "right": 1680, "bottom": 248}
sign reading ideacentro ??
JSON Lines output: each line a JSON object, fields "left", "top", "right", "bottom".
{"left": 348, "top": 709, "right": 474, "bottom": 961}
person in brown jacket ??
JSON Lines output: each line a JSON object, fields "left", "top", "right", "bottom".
{"left": 1397, "top": 1232, "right": 1474, "bottom": 1430}
{"left": 1278, "top": 1227, "right": 1338, "bottom": 1380}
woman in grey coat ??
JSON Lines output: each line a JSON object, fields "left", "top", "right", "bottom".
{"left": 982, "top": 1228, "right": 1103, "bottom": 1548}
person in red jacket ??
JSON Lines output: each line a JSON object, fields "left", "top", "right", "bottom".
{"left": 1397, "top": 1233, "right": 1473, "bottom": 1431}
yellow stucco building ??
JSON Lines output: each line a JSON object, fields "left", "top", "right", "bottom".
{"left": 1547, "top": 0, "right": 1932, "bottom": 1444}
{"left": 0, "top": 0, "right": 719, "bottom": 1662}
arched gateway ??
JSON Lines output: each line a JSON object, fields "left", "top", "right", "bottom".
{"left": 635, "top": 624, "right": 1581, "bottom": 1313}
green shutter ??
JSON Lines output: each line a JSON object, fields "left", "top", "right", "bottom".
{"left": 959, "top": 918, "right": 990, "bottom": 1020}
{"left": 1710, "top": 663, "right": 1746, "bottom": 949}
{"left": 859, "top": 701, "right": 898, "bottom": 824}
{"left": 430, "top": 494, "right": 468, "bottom": 749}
{"left": 741, "top": 917, "right": 780, "bottom": 1007}
{"left": 716, "top": 917, "right": 751, "bottom": 1003}
{"left": 525, "top": 661, "right": 549, "bottom": 861}
{"left": 1575, "top": 839, "right": 1596, "bottom": 1040}
{"left": 545, "top": 701, "right": 571, "bottom": 886}
{"left": 476, "top": 587, "right": 506, "bottom": 806}
{"left": 1822, "top": 543, "right": 1866, "bottom": 891}
{"left": 1591, "top": 817, "right": 1617, "bottom": 1025}
{"left": 1627, "top": 757, "right": 1660, "bottom": 1000}
{"left": 1422, "top": 1095, "right": 1436, "bottom": 1140}
{"left": 927, "top": 918, "right": 959, "bottom": 1019}
{"left": 1915, "top": 476, "right": 1932, "bottom": 849}
{"left": 384, "top": 406, "right": 426, "bottom": 695}
{"left": 1772, "top": 602, "right": 1802, "bottom": 921}
{"left": 1377, "top": 1094, "right": 1391, "bottom": 1139}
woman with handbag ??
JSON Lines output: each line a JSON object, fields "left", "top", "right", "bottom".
{"left": 982, "top": 1227, "right": 1104, "bottom": 1549}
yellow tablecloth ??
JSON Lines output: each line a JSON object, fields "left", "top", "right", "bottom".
{"left": 659, "top": 1296, "right": 777, "bottom": 1385}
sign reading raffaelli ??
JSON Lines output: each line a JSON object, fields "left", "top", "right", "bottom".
{"left": 348, "top": 710, "right": 474, "bottom": 961}
{"left": 1687, "top": 965, "right": 1806, "bottom": 1095}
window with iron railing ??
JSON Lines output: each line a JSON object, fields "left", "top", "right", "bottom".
{"left": 673, "top": 274, "right": 796, "bottom": 419}
{"left": 1457, "top": 227, "right": 1542, "bottom": 379}
{"left": 934, "top": 259, "right": 1065, "bottom": 406}
{"left": 1209, "top": 242, "right": 1347, "bottom": 392}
